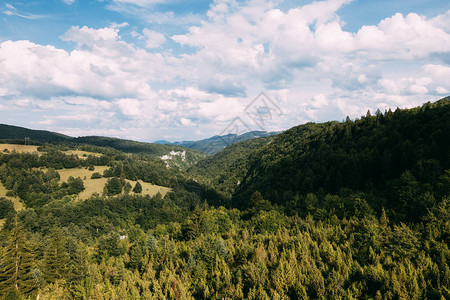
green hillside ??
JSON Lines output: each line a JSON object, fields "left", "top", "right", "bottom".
{"left": 188, "top": 135, "right": 275, "bottom": 194}
{"left": 231, "top": 98, "right": 449, "bottom": 220}
{"left": 172, "top": 131, "right": 278, "bottom": 154}
{"left": 0, "top": 124, "right": 71, "bottom": 143}
{"left": 73, "top": 136, "right": 206, "bottom": 169}
{"left": 0, "top": 98, "right": 449, "bottom": 299}
{"left": 0, "top": 125, "right": 206, "bottom": 170}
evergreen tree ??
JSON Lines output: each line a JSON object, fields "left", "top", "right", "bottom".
{"left": 124, "top": 182, "right": 132, "bottom": 194}
{"left": 105, "top": 177, "right": 123, "bottom": 196}
{"left": 0, "top": 197, "right": 14, "bottom": 218}
{"left": 0, "top": 215, "right": 36, "bottom": 295}
{"left": 43, "top": 227, "right": 69, "bottom": 282}
{"left": 133, "top": 181, "right": 142, "bottom": 194}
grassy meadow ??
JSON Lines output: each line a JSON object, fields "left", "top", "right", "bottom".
{"left": 1, "top": 144, "right": 39, "bottom": 153}
{"left": 0, "top": 182, "right": 24, "bottom": 211}
{"left": 57, "top": 166, "right": 171, "bottom": 199}
{"left": 0, "top": 182, "right": 24, "bottom": 229}
{"left": 0, "top": 143, "right": 102, "bottom": 160}
{"left": 63, "top": 149, "right": 102, "bottom": 159}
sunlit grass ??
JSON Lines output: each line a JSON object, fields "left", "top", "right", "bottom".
{"left": 0, "top": 144, "right": 39, "bottom": 153}
{"left": 0, "top": 182, "right": 24, "bottom": 211}
{"left": 57, "top": 166, "right": 109, "bottom": 182}
{"left": 57, "top": 166, "right": 171, "bottom": 199}
{"left": 0, "top": 144, "right": 102, "bottom": 159}
{"left": 63, "top": 150, "right": 102, "bottom": 159}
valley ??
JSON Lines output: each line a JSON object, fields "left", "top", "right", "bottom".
{"left": 0, "top": 97, "right": 448, "bottom": 299}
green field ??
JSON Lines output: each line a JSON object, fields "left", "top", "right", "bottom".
{"left": 57, "top": 166, "right": 171, "bottom": 199}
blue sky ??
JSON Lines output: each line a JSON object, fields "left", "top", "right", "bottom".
{"left": 0, "top": 0, "right": 449, "bottom": 142}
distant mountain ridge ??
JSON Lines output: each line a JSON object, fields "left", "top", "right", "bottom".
{"left": 156, "top": 131, "right": 279, "bottom": 154}
{"left": 0, "top": 124, "right": 206, "bottom": 169}
{"left": 0, "top": 124, "right": 277, "bottom": 156}
{"left": 0, "top": 124, "right": 71, "bottom": 143}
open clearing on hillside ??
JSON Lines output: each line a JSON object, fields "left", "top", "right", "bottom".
{"left": 0, "top": 144, "right": 102, "bottom": 159}
{"left": 57, "top": 166, "right": 109, "bottom": 182}
{"left": 63, "top": 150, "right": 102, "bottom": 159}
{"left": 57, "top": 166, "right": 171, "bottom": 199}
{"left": 0, "top": 182, "right": 24, "bottom": 211}
{"left": 1, "top": 144, "right": 39, "bottom": 153}
{"left": 0, "top": 157, "right": 26, "bottom": 228}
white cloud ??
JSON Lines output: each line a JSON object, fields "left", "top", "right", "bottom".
{"left": 436, "top": 87, "right": 449, "bottom": 94}
{"left": 1, "top": 1, "right": 450, "bottom": 141}
{"left": 63, "top": 0, "right": 76, "bottom": 5}
{"left": 0, "top": 25, "right": 173, "bottom": 101}
{"left": 2, "top": 3, "right": 48, "bottom": 19}
{"left": 354, "top": 13, "right": 450, "bottom": 60}
{"left": 142, "top": 28, "right": 166, "bottom": 48}
{"left": 116, "top": 98, "right": 142, "bottom": 117}
{"left": 431, "top": 10, "right": 450, "bottom": 33}
{"left": 112, "top": 0, "right": 166, "bottom": 7}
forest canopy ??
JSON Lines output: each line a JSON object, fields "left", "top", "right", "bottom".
{"left": 0, "top": 98, "right": 449, "bottom": 299}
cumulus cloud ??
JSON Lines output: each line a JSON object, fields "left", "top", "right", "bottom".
{"left": 1, "top": 1, "right": 450, "bottom": 141}
{"left": 116, "top": 98, "right": 143, "bottom": 117}
{"left": 0, "top": 25, "right": 174, "bottom": 100}
{"left": 142, "top": 29, "right": 166, "bottom": 48}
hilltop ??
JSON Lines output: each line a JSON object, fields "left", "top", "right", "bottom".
{"left": 0, "top": 124, "right": 206, "bottom": 170}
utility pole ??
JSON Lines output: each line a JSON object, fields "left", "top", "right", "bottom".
{"left": 24, "top": 137, "right": 30, "bottom": 145}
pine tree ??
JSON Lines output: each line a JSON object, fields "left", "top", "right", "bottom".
{"left": 133, "top": 181, "right": 142, "bottom": 194}
{"left": 0, "top": 215, "right": 36, "bottom": 295}
{"left": 43, "top": 227, "right": 69, "bottom": 282}
{"left": 105, "top": 177, "right": 123, "bottom": 195}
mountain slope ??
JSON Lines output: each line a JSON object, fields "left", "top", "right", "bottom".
{"left": 171, "top": 131, "right": 278, "bottom": 154}
{"left": 231, "top": 97, "right": 449, "bottom": 220}
{"left": 0, "top": 124, "right": 71, "bottom": 143}
{"left": 187, "top": 135, "right": 276, "bottom": 194}
{"left": 0, "top": 124, "right": 206, "bottom": 169}
{"left": 73, "top": 136, "right": 206, "bottom": 169}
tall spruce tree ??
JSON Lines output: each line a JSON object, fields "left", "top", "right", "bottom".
{"left": 43, "top": 227, "right": 69, "bottom": 282}
{"left": 0, "top": 215, "right": 35, "bottom": 295}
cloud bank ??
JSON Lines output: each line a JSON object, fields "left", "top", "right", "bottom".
{"left": 0, "top": 0, "right": 449, "bottom": 141}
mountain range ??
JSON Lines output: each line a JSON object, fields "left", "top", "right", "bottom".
{"left": 155, "top": 131, "right": 278, "bottom": 154}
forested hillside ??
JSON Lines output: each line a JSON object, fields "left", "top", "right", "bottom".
{"left": 0, "top": 125, "right": 206, "bottom": 170}
{"left": 0, "top": 124, "right": 71, "bottom": 143}
{"left": 188, "top": 135, "right": 275, "bottom": 195}
{"left": 73, "top": 136, "right": 206, "bottom": 169}
{"left": 232, "top": 98, "right": 449, "bottom": 222}
{"left": 0, "top": 98, "right": 449, "bottom": 299}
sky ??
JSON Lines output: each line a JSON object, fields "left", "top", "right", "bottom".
{"left": 0, "top": 0, "right": 449, "bottom": 142}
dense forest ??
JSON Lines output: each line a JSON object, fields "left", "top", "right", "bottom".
{"left": 0, "top": 98, "right": 449, "bottom": 299}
